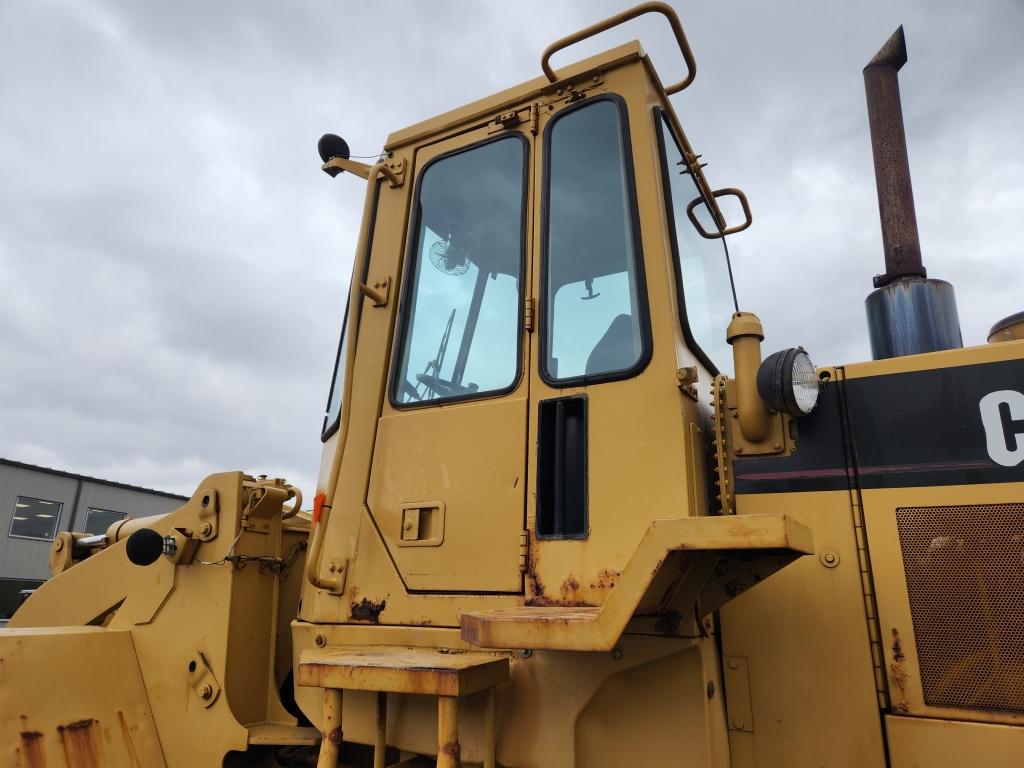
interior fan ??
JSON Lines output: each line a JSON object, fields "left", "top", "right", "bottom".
{"left": 429, "top": 227, "right": 470, "bottom": 275}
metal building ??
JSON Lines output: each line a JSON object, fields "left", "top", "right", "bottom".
{"left": 0, "top": 458, "right": 186, "bottom": 623}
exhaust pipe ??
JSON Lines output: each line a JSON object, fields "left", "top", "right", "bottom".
{"left": 863, "top": 27, "right": 962, "bottom": 360}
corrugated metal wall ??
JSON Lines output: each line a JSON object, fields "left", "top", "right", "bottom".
{"left": 0, "top": 462, "right": 186, "bottom": 582}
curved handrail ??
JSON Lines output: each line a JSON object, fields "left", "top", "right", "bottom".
{"left": 541, "top": 1, "right": 696, "bottom": 95}
{"left": 686, "top": 188, "right": 753, "bottom": 239}
{"left": 280, "top": 485, "right": 303, "bottom": 520}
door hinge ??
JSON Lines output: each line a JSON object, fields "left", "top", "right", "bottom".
{"left": 518, "top": 530, "right": 529, "bottom": 574}
{"left": 524, "top": 297, "right": 535, "bottom": 332}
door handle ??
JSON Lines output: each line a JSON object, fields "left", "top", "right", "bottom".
{"left": 398, "top": 502, "right": 446, "bottom": 547}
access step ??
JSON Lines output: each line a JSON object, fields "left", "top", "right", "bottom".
{"left": 297, "top": 645, "right": 509, "bottom": 696}
{"left": 297, "top": 645, "right": 509, "bottom": 768}
{"left": 462, "top": 513, "right": 813, "bottom": 651}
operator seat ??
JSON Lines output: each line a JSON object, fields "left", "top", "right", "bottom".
{"left": 585, "top": 314, "right": 636, "bottom": 376}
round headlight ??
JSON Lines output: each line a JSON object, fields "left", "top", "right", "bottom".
{"left": 756, "top": 347, "right": 820, "bottom": 417}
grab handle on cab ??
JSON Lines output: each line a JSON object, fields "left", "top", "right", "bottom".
{"left": 541, "top": 1, "right": 697, "bottom": 95}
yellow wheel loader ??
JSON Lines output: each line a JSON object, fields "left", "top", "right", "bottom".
{"left": 4, "top": 4, "right": 1023, "bottom": 767}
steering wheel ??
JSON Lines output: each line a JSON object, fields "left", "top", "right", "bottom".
{"left": 415, "top": 373, "right": 479, "bottom": 398}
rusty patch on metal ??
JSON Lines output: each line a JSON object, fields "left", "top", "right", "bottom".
{"left": 559, "top": 575, "right": 580, "bottom": 601}
{"left": 524, "top": 569, "right": 596, "bottom": 607}
{"left": 889, "top": 628, "right": 910, "bottom": 713}
{"left": 19, "top": 730, "right": 45, "bottom": 768}
{"left": 328, "top": 727, "right": 343, "bottom": 745}
{"left": 58, "top": 718, "right": 103, "bottom": 768}
{"left": 350, "top": 597, "right": 386, "bottom": 624}
{"left": 589, "top": 568, "right": 621, "bottom": 591}
{"left": 635, "top": 609, "right": 684, "bottom": 635}
{"left": 525, "top": 592, "right": 595, "bottom": 608}
{"left": 116, "top": 710, "right": 142, "bottom": 768}
{"left": 527, "top": 552, "right": 546, "bottom": 600}
{"left": 441, "top": 740, "right": 461, "bottom": 758}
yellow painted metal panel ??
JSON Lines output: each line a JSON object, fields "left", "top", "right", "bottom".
{"left": 721, "top": 490, "right": 888, "bottom": 768}
{"left": 368, "top": 396, "right": 528, "bottom": 592}
{"left": 886, "top": 715, "right": 1024, "bottom": 768}
{"left": 0, "top": 627, "right": 166, "bottom": 768}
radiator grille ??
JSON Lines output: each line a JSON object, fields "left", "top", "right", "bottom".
{"left": 896, "top": 503, "right": 1024, "bottom": 713}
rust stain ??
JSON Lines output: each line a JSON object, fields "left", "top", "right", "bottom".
{"left": 58, "top": 718, "right": 103, "bottom": 768}
{"left": 524, "top": 546, "right": 595, "bottom": 606}
{"left": 523, "top": 573, "right": 596, "bottom": 607}
{"left": 528, "top": 567, "right": 545, "bottom": 599}
{"left": 525, "top": 540, "right": 546, "bottom": 600}
{"left": 889, "top": 628, "right": 910, "bottom": 713}
{"left": 525, "top": 593, "right": 595, "bottom": 608}
{"left": 441, "top": 740, "right": 462, "bottom": 759}
{"left": 116, "top": 711, "right": 142, "bottom": 768}
{"left": 350, "top": 597, "right": 386, "bottom": 624}
{"left": 328, "top": 727, "right": 343, "bottom": 745}
{"left": 559, "top": 575, "right": 580, "bottom": 601}
{"left": 635, "top": 609, "right": 683, "bottom": 635}
{"left": 589, "top": 568, "right": 621, "bottom": 591}
{"left": 19, "top": 730, "right": 45, "bottom": 768}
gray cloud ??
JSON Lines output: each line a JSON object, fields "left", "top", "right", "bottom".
{"left": 1, "top": 0, "right": 1021, "bottom": 496}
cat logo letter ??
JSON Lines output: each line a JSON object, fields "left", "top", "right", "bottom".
{"left": 980, "top": 390, "right": 1024, "bottom": 467}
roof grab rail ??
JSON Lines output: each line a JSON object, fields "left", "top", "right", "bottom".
{"left": 541, "top": 1, "right": 697, "bottom": 95}
{"left": 686, "top": 188, "right": 753, "bottom": 239}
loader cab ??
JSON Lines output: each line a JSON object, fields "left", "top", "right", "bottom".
{"left": 308, "top": 36, "right": 751, "bottom": 620}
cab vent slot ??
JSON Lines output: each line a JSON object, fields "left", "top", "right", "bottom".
{"left": 537, "top": 396, "right": 588, "bottom": 539}
{"left": 896, "top": 502, "right": 1024, "bottom": 713}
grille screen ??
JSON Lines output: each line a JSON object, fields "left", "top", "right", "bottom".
{"left": 896, "top": 503, "right": 1024, "bottom": 713}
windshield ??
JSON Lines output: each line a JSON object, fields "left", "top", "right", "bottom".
{"left": 393, "top": 135, "right": 526, "bottom": 405}
{"left": 656, "top": 110, "right": 737, "bottom": 376}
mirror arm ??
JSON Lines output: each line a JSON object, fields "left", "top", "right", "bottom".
{"left": 321, "top": 156, "right": 372, "bottom": 179}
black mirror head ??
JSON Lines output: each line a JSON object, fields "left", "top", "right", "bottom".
{"left": 126, "top": 528, "right": 164, "bottom": 566}
{"left": 318, "top": 133, "right": 351, "bottom": 177}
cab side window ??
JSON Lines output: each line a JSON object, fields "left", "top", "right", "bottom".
{"left": 542, "top": 97, "right": 650, "bottom": 384}
{"left": 655, "top": 110, "right": 737, "bottom": 376}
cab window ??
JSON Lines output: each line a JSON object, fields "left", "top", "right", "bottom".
{"left": 655, "top": 109, "right": 737, "bottom": 376}
{"left": 542, "top": 97, "right": 649, "bottom": 384}
{"left": 322, "top": 296, "right": 351, "bottom": 439}
{"left": 393, "top": 136, "right": 526, "bottom": 405}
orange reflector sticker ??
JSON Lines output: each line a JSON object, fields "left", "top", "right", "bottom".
{"left": 313, "top": 492, "right": 326, "bottom": 524}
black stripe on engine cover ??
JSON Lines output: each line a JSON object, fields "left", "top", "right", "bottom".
{"left": 733, "top": 358, "right": 1024, "bottom": 494}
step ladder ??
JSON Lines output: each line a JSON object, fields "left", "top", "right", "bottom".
{"left": 297, "top": 645, "right": 510, "bottom": 768}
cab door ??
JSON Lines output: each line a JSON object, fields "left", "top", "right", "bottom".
{"left": 525, "top": 84, "right": 696, "bottom": 606}
{"left": 366, "top": 117, "right": 533, "bottom": 593}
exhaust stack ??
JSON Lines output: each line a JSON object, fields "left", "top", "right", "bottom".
{"left": 863, "top": 27, "right": 962, "bottom": 360}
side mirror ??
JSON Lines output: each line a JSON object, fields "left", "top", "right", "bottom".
{"left": 317, "top": 133, "right": 351, "bottom": 177}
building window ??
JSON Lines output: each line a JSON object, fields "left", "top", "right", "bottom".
{"left": 9, "top": 496, "right": 62, "bottom": 540}
{"left": 85, "top": 508, "right": 127, "bottom": 535}
{"left": 0, "top": 578, "right": 43, "bottom": 622}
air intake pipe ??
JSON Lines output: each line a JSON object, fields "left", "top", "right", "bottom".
{"left": 863, "top": 27, "right": 962, "bottom": 359}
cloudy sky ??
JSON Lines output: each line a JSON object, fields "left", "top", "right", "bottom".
{"left": 1, "top": 0, "right": 1021, "bottom": 497}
